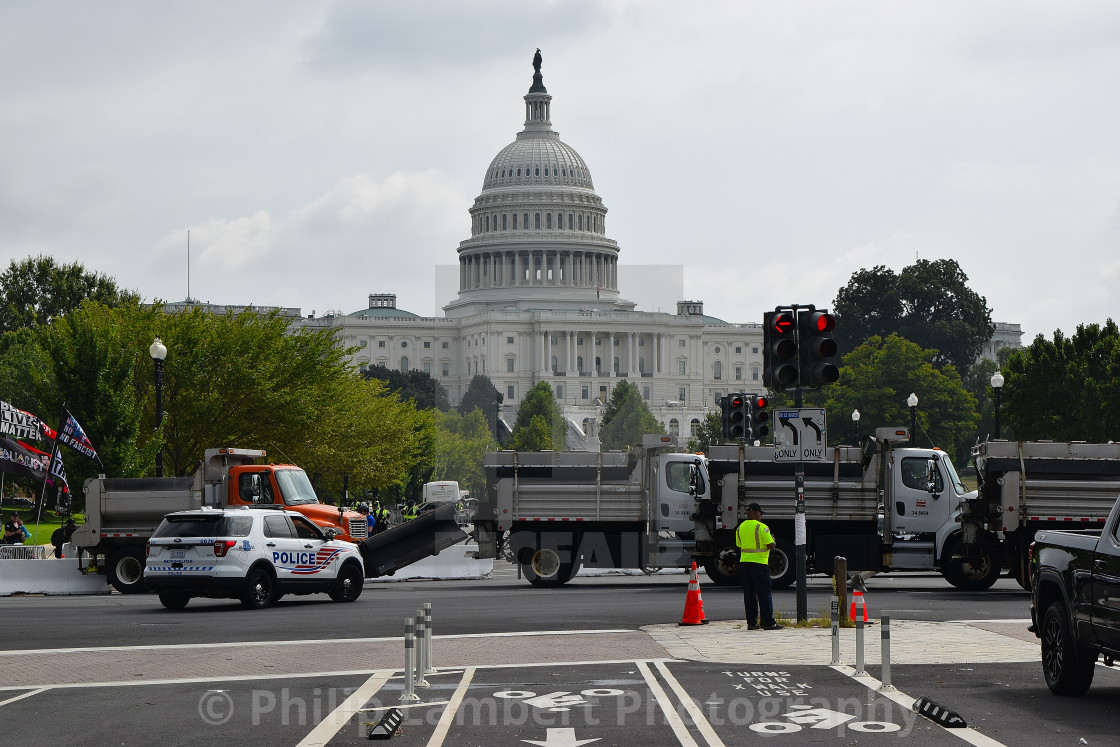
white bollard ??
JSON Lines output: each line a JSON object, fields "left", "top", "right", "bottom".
{"left": 423, "top": 602, "right": 434, "bottom": 675}
{"left": 414, "top": 610, "right": 430, "bottom": 687}
{"left": 400, "top": 618, "right": 420, "bottom": 702}
{"left": 830, "top": 597, "right": 842, "bottom": 665}
{"left": 855, "top": 611, "right": 865, "bottom": 675}
{"left": 880, "top": 612, "right": 894, "bottom": 690}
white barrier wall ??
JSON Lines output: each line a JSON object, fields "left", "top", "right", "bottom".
{"left": 367, "top": 543, "right": 492, "bottom": 582}
{"left": 0, "top": 556, "right": 111, "bottom": 596}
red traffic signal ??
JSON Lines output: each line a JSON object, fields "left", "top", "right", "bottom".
{"left": 798, "top": 309, "right": 839, "bottom": 387}
{"left": 763, "top": 311, "right": 799, "bottom": 390}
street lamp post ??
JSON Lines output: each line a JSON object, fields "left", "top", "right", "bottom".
{"left": 907, "top": 393, "right": 918, "bottom": 446}
{"left": 851, "top": 409, "right": 860, "bottom": 445}
{"left": 150, "top": 338, "right": 167, "bottom": 477}
{"left": 991, "top": 370, "right": 1005, "bottom": 439}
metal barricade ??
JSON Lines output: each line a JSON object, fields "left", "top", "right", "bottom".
{"left": 0, "top": 545, "right": 48, "bottom": 559}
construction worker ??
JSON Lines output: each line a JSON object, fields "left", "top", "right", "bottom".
{"left": 375, "top": 501, "right": 390, "bottom": 533}
{"left": 736, "top": 502, "right": 783, "bottom": 630}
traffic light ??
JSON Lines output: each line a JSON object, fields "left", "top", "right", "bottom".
{"left": 722, "top": 392, "right": 749, "bottom": 440}
{"left": 750, "top": 394, "right": 770, "bottom": 441}
{"left": 798, "top": 309, "right": 839, "bottom": 388}
{"left": 763, "top": 310, "right": 798, "bottom": 391}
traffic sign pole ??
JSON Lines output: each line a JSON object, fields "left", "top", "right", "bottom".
{"left": 794, "top": 389, "right": 807, "bottom": 623}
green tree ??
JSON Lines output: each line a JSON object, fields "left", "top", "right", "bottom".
{"left": 458, "top": 375, "right": 504, "bottom": 441}
{"left": 1001, "top": 320, "right": 1120, "bottom": 442}
{"left": 685, "top": 411, "right": 723, "bottom": 453}
{"left": 0, "top": 255, "right": 136, "bottom": 333}
{"left": 599, "top": 380, "right": 664, "bottom": 451}
{"left": 810, "top": 334, "right": 979, "bottom": 463}
{"left": 509, "top": 414, "right": 553, "bottom": 451}
{"left": 834, "top": 259, "right": 993, "bottom": 376}
{"left": 363, "top": 364, "right": 449, "bottom": 411}
{"left": 431, "top": 407, "right": 497, "bottom": 498}
{"left": 510, "top": 381, "right": 565, "bottom": 451}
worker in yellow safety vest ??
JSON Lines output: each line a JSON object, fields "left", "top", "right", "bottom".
{"left": 735, "top": 502, "right": 783, "bottom": 630}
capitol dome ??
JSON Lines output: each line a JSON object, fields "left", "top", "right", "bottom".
{"left": 445, "top": 51, "right": 629, "bottom": 317}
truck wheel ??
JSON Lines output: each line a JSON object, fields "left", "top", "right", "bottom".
{"left": 108, "top": 547, "right": 147, "bottom": 594}
{"left": 329, "top": 562, "right": 364, "bottom": 602}
{"left": 159, "top": 592, "right": 190, "bottom": 610}
{"left": 703, "top": 544, "right": 740, "bottom": 586}
{"left": 1041, "top": 600, "right": 1096, "bottom": 695}
{"left": 769, "top": 538, "right": 796, "bottom": 590}
{"left": 942, "top": 539, "right": 1000, "bottom": 591}
{"left": 523, "top": 548, "right": 576, "bottom": 587}
{"left": 240, "top": 568, "right": 276, "bottom": 610}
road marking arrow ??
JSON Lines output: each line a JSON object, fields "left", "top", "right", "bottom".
{"left": 522, "top": 728, "right": 601, "bottom": 747}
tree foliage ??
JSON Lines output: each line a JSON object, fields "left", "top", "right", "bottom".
{"left": 14, "top": 302, "right": 431, "bottom": 501}
{"left": 685, "top": 411, "right": 724, "bottom": 454}
{"left": 458, "top": 375, "right": 503, "bottom": 441}
{"left": 808, "top": 334, "right": 979, "bottom": 463}
{"left": 363, "top": 364, "right": 449, "bottom": 411}
{"left": 834, "top": 260, "right": 993, "bottom": 376}
{"left": 1001, "top": 320, "right": 1120, "bottom": 442}
{"left": 510, "top": 381, "right": 565, "bottom": 451}
{"left": 599, "top": 380, "right": 664, "bottom": 451}
{"left": 0, "top": 255, "right": 136, "bottom": 333}
{"left": 430, "top": 408, "right": 497, "bottom": 499}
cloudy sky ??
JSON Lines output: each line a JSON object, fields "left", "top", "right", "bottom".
{"left": 2, "top": 1, "right": 1118, "bottom": 343}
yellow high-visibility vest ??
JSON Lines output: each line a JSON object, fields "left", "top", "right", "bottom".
{"left": 736, "top": 519, "right": 772, "bottom": 564}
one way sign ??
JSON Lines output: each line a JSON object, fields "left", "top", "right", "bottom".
{"left": 774, "top": 408, "right": 828, "bottom": 462}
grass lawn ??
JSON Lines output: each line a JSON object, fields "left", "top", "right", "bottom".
{"left": 4, "top": 512, "right": 86, "bottom": 547}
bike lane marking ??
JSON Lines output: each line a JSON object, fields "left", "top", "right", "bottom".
{"left": 0, "top": 688, "right": 50, "bottom": 707}
{"left": 426, "top": 665, "right": 476, "bottom": 747}
{"left": 294, "top": 671, "right": 391, "bottom": 747}
{"left": 636, "top": 660, "right": 700, "bottom": 747}
{"left": 650, "top": 660, "right": 724, "bottom": 747}
{"left": 832, "top": 664, "right": 1007, "bottom": 747}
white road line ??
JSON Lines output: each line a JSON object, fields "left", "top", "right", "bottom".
{"left": 637, "top": 660, "right": 699, "bottom": 747}
{"left": 295, "top": 671, "right": 391, "bottom": 747}
{"left": 0, "top": 687, "right": 49, "bottom": 707}
{"left": 426, "top": 665, "right": 476, "bottom": 747}
{"left": 831, "top": 664, "right": 1008, "bottom": 747}
{"left": 0, "top": 629, "right": 635, "bottom": 657}
{"left": 654, "top": 660, "right": 725, "bottom": 747}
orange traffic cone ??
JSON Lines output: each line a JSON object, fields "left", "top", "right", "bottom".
{"left": 679, "top": 562, "right": 709, "bottom": 626}
{"left": 850, "top": 589, "right": 868, "bottom": 622}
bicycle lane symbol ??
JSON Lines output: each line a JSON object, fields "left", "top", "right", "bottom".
{"left": 494, "top": 688, "right": 626, "bottom": 712}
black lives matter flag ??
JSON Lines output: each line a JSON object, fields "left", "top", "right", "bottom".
{"left": 57, "top": 407, "right": 103, "bottom": 466}
{"left": 0, "top": 400, "right": 53, "bottom": 443}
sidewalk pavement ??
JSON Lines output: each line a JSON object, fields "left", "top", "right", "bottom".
{"left": 0, "top": 616, "right": 1039, "bottom": 691}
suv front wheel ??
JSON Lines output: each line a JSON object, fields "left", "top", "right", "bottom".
{"left": 241, "top": 567, "right": 276, "bottom": 610}
{"left": 329, "top": 562, "right": 364, "bottom": 602}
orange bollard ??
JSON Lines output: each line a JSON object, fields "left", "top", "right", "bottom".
{"left": 679, "top": 562, "right": 709, "bottom": 626}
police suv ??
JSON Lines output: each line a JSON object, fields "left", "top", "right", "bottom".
{"left": 145, "top": 507, "right": 364, "bottom": 610}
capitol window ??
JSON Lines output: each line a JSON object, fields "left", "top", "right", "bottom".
{"left": 545, "top": 168, "right": 549, "bottom": 176}
{"left": 535, "top": 167, "right": 540, "bottom": 176}
{"left": 535, "top": 213, "right": 541, "bottom": 229}
{"left": 517, "top": 168, "right": 521, "bottom": 176}
{"left": 558, "top": 213, "right": 563, "bottom": 229}
{"left": 546, "top": 214, "right": 552, "bottom": 229}
{"left": 502, "top": 214, "right": 507, "bottom": 230}
{"left": 513, "top": 214, "right": 518, "bottom": 229}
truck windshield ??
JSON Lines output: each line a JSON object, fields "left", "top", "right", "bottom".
{"left": 274, "top": 468, "right": 318, "bottom": 506}
{"left": 941, "top": 456, "right": 967, "bottom": 495}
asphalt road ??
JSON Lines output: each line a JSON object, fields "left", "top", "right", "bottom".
{"left": 1, "top": 568, "right": 1031, "bottom": 651}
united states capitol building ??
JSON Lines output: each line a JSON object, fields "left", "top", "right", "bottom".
{"left": 298, "top": 55, "right": 1021, "bottom": 443}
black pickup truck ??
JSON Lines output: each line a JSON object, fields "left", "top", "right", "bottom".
{"left": 1031, "top": 496, "right": 1120, "bottom": 695}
